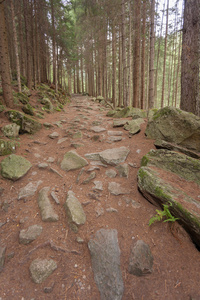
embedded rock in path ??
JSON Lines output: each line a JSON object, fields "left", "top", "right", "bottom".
{"left": 30, "top": 259, "right": 57, "bottom": 284}
{"left": 88, "top": 229, "right": 124, "bottom": 300}
{"left": 5, "top": 110, "right": 42, "bottom": 134}
{"left": 64, "top": 191, "right": 86, "bottom": 232}
{"left": 124, "top": 119, "right": 144, "bottom": 135}
{"left": 108, "top": 182, "right": 130, "bottom": 195}
{"left": 106, "top": 169, "right": 117, "bottom": 178}
{"left": 91, "top": 126, "right": 106, "bottom": 133}
{"left": 1, "top": 154, "right": 32, "bottom": 181}
{"left": 84, "top": 152, "right": 100, "bottom": 161}
{"left": 38, "top": 187, "right": 59, "bottom": 222}
{"left": 48, "top": 132, "right": 59, "bottom": 139}
{"left": 145, "top": 106, "right": 200, "bottom": 152}
{"left": 92, "top": 181, "right": 103, "bottom": 191}
{"left": 19, "top": 225, "right": 43, "bottom": 245}
{"left": 0, "top": 139, "right": 16, "bottom": 156}
{"left": 116, "top": 163, "right": 129, "bottom": 178}
{"left": 108, "top": 136, "right": 122, "bottom": 142}
{"left": 113, "top": 119, "right": 128, "bottom": 128}
{"left": 108, "top": 130, "right": 123, "bottom": 136}
{"left": 0, "top": 246, "right": 6, "bottom": 273}
{"left": 99, "top": 146, "right": 130, "bottom": 166}
{"left": 2, "top": 123, "right": 20, "bottom": 138}
{"left": 82, "top": 171, "right": 96, "bottom": 184}
{"left": 61, "top": 151, "right": 88, "bottom": 171}
{"left": 18, "top": 180, "right": 43, "bottom": 200}
{"left": 128, "top": 240, "right": 153, "bottom": 276}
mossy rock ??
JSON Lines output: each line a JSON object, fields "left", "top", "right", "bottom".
{"left": 0, "top": 140, "right": 16, "bottom": 156}
{"left": 141, "top": 149, "right": 200, "bottom": 185}
{"left": 40, "top": 98, "right": 54, "bottom": 111}
{"left": 5, "top": 110, "right": 42, "bottom": 134}
{"left": 138, "top": 166, "right": 200, "bottom": 248}
{"left": 14, "top": 92, "right": 29, "bottom": 105}
{"left": 0, "top": 105, "right": 5, "bottom": 113}
{"left": 107, "top": 107, "right": 147, "bottom": 119}
{"left": 61, "top": 151, "right": 88, "bottom": 171}
{"left": 145, "top": 106, "right": 200, "bottom": 152}
{"left": 1, "top": 154, "right": 32, "bottom": 180}
{"left": 22, "top": 104, "right": 34, "bottom": 116}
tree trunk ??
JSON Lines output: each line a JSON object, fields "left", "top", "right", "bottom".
{"left": 181, "top": 0, "right": 200, "bottom": 116}
{"left": 141, "top": 0, "right": 146, "bottom": 110}
{"left": 11, "top": 0, "right": 21, "bottom": 93}
{"left": 148, "top": 0, "right": 155, "bottom": 110}
{"left": 112, "top": 20, "right": 116, "bottom": 107}
{"left": 121, "top": 0, "right": 127, "bottom": 107}
{"left": 0, "top": 1, "right": 14, "bottom": 108}
{"left": 161, "top": 0, "right": 169, "bottom": 108}
{"left": 23, "top": 0, "right": 32, "bottom": 90}
{"left": 133, "top": 0, "right": 141, "bottom": 108}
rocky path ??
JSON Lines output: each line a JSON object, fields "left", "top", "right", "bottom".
{"left": 0, "top": 95, "right": 200, "bottom": 300}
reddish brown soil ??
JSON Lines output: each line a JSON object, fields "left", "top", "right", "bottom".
{"left": 0, "top": 94, "right": 199, "bottom": 300}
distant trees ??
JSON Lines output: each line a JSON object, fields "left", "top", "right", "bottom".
{"left": 181, "top": 0, "right": 200, "bottom": 116}
{"left": 1, "top": 0, "right": 196, "bottom": 114}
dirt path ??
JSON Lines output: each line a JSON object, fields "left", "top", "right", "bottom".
{"left": 0, "top": 95, "right": 199, "bottom": 300}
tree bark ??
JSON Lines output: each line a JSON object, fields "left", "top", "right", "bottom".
{"left": 0, "top": 1, "right": 14, "bottom": 107}
{"left": 181, "top": 0, "right": 200, "bottom": 116}
{"left": 148, "top": 0, "right": 155, "bottom": 109}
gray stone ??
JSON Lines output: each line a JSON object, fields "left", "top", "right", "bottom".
{"left": 47, "top": 157, "right": 55, "bottom": 163}
{"left": 108, "top": 107, "right": 147, "bottom": 119}
{"left": 108, "top": 136, "right": 122, "bottom": 142}
{"left": 99, "top": 147, "right": 130, "bottom": 166}
{"left": 64, "top": 191, "right": 86, "bottom": 228}
{"left": 95, "top": 203, "right": 104, "bottom": 217}
{"left": 61, "top": 151, "right": 88, "bottom": 171}
{"left": 145, "top": 106, "right": 200, "bottom": 152}
{"left": 72, "top": 131, "right": 82, "bottom": 139}
{"left": 49, "top": 132, "right": 59, "bottom": 139}
{"left": 108, "top": 182, "right": 130, "bottom": 195}
{"left": 5, "top": 110, "right": 42, "bottom": 134}
{"left": 43, "top": 122, "right": 54, "bottom": 129}
{"left": 113, "top": 119, "right": 128, "bottom": 127}
{"left": 38, "top": 187, "right": 59, "bottom": 222}
{"left": 51, "top": 191, "right": 60, "bottom": 205}
{"left": 116, "top": 163, "right": 129, "bottom": 178}
{"left": 1, "top": 154, "right": 32, "bottom": 181}
{"left": 19, "top": 225, "right": 43, "bottom": 244}
{"left": 84, "top": 153, "right": 100, "bottom": 161}
{"left": 0, "top": 246, "right": 6, "bottom": 273}
{"left": 88, "top": 229, "right": 124, "bottom": 300}
{"left": 92, "top": 181, "right": 103, "bottom": 191}
{"left": 38, "top": 163, "right": 49, "bottom": 169}
{"left": 0, "top": 139, "right": 16, "bottom": 156}
{"left": 91, "top": 126, "right": 106, "bottom": 133}
{"left": 105, "top": 169, "right": 117, "bottom": 178}
{"left": 30, "top": 259, "right": 57, "bottom": 284}
{"left": 128, "top": 240, "right": 153, "bottom": 276}
{"left": 57, "top": 137, "right": 68, "bottom": 144}
{"left": 108, "top": 131, "right": 123, "bottom": 136}
{"left": 124, "top": 119, "right": 144, "bottom": 135}
{"left": 2, "top": 123, "right": 20, "bottom": 138}
{"left": 18, "top": 180, "right": 43, "bottom": 200}
{"left": 82, "top": 171, "right": 96, "bottom": 184}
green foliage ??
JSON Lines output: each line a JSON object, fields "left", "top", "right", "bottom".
{"left": 149, "top": 202, "right": 179, "bottom": 226}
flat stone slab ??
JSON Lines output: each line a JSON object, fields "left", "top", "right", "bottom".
{"left": 91, "top": 126, "right": 106, "bottom": 133}
{"left": 116, "top": 163, "right": 129, "bottom": 178}
{"left": 88, "top": 229, "right": 124, "bottom": 300}
{"left": 19, "top": 225, "right": 43, "bottom": 244}
{"left": 108, "top": 182, "right": 130, "bottom": 195}
{"left": 99, "top": 147, "right": 130, "bottom": 166}
{"left": 113, "top": 119, "right": 128, "bottom": 127}
{"left": 128, "top": 240, "right": 153, "bottom": 276}
{"left": 18, "top": 180, "right": 43, "bottom": 200}
{"left": 1, "top": 154, "right": 32, "bottom": 181}
{"left": 108, "top": 136, "right": 122, "bottom": 142}
{"left": 108, "top": 131, "right": 123, "bottom": 136}
{"left": 64, "top": 191, "right": 86, "bottom": 227}
{"left": 0, "top": 246, "right": 6, "bottom": 273}
{"left": 61, "top": 151, "right": 88, "bottom": 171}
{"left": 38, "top": 187, "right": 59, "bottom": 222}
{"left": 30, "top": 259, "right": 57, "bottom": 284}
{"left": 49, "top": 132, "right": 59, "bottom": 139}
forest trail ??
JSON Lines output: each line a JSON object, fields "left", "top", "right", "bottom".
{"left": 0, "top": 95, "right": 199, "bottom": 300}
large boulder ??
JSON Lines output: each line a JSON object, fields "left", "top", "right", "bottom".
{"left": 1, "top": 154, "right": 32, "bottom": 180}
{"left": 2, "top": 123, "right": 20, "bottom": 138}
{"left": 5, "top": 110, "right": 42, "bottom": 134}
{"left": 138, "top": 149, "right": 200, "bottom": 248}
{"left": 145, "top": 106, "right": 200, "bottom": 152}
